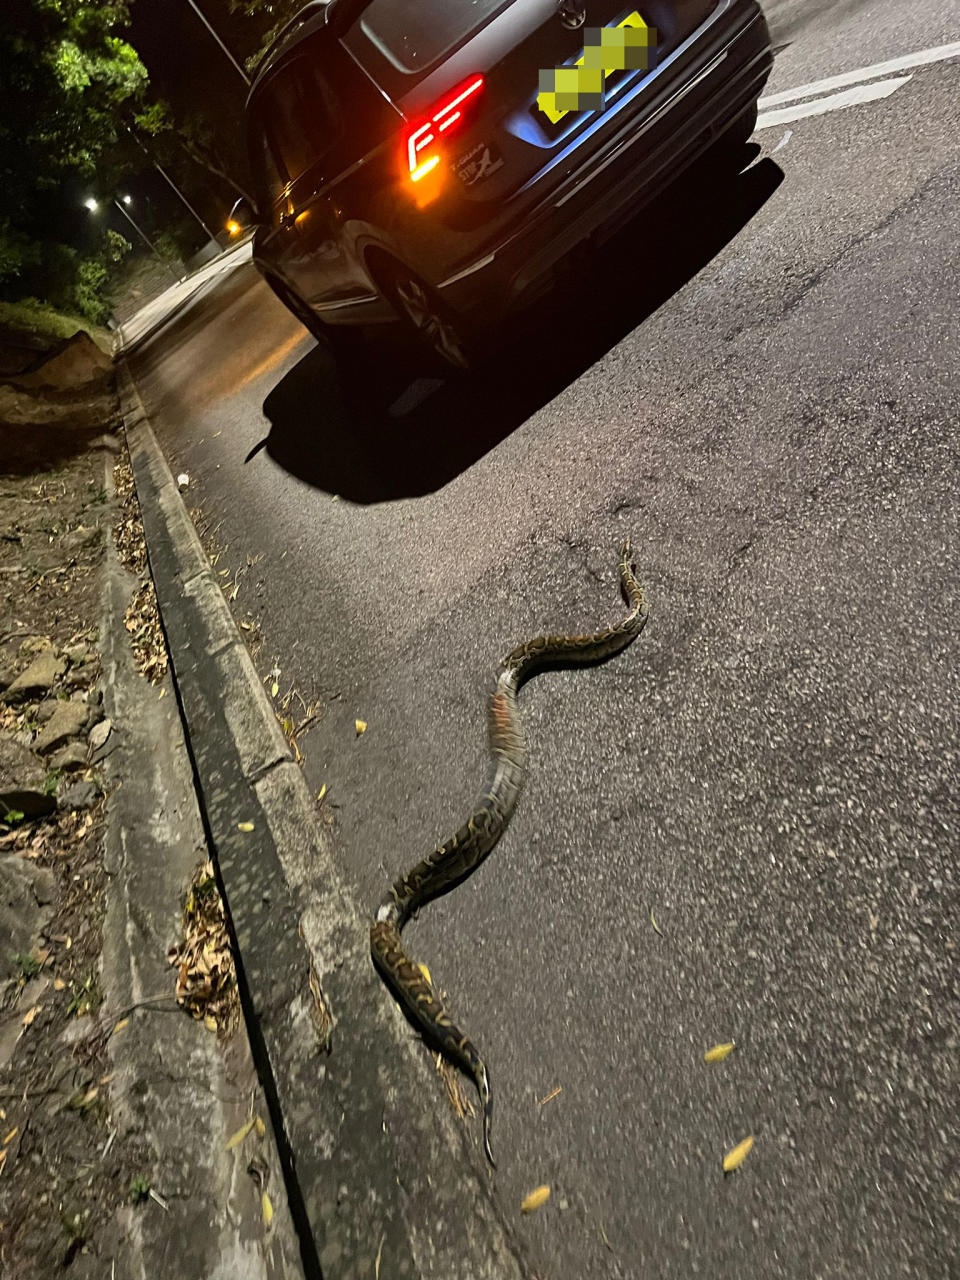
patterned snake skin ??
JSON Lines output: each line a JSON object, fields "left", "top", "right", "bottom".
{"left": 371, "top": 540, "right": 648, "bottom": 1166}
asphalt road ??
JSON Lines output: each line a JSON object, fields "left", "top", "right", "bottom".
{"left": 128, "top": 3, "right": 960, "bottom": 1276}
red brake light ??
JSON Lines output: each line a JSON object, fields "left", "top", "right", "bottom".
{"left": 404, "top": 74, "right": 485, "bottom": 182}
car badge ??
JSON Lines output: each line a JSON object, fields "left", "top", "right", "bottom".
{"left": 558, "top": 0, "right": 586, "bottom": 30}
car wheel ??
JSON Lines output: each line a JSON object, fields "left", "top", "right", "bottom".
{"left": 378, "top": 263, "right": 476, "bottom": 373}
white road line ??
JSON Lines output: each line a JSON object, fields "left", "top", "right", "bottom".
{"left": 759, "top": 40, "right": 960, "bottom": 108}
{"left": 756, "top": 76, "right": 912, "bottom": 130}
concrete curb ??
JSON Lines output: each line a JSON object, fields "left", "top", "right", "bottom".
{"left": 117, "top": 363, "right": 529, "bottom": 1280}
{"left": 98, "top": 434, "right": 304, "bottom": 1280}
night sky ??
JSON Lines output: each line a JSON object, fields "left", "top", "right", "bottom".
{"left": 118, "top": 0, "right": 264, "bottom": 243}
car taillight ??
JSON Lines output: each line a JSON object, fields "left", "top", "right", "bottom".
{"left": 404, "top": 74, "right": 485, "bottom": 182}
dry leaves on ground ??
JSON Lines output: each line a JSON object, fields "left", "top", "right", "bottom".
{"left": 723, "top": 1135, "right": 754, "bottom": 1172}
{"left": 167, "top": 860, "right": 239, "bottom": 1038}
{"left": 521, "top": 1185, "right": 551, "bottom": 1214}
{"left": 704, "top": 1042, "right": 736, "bottom": 1063}
{"left": 113, "top": 443, "right": 168, "bottom": 685}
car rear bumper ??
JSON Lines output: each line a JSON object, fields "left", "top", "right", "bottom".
{"left": 437, "top": 0, "right": 772, "bottom": 315}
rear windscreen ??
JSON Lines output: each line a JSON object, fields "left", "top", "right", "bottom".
{"left": 357, "top": 0, "right": 510, "bottom": 73}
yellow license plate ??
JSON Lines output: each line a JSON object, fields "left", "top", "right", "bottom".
{"left": 537, "top": 11, "right": 656, "bottom": 126}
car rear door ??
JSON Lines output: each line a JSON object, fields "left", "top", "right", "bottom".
{"left": 250, "top": 41, "right": 399, "bottom": 312}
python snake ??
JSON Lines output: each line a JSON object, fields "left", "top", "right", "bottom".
{"left": 371, "top": 540, "right": 648, "bottom": 1166}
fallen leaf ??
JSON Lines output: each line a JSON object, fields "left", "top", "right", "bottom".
{"left": 650, "top": 908, "right": 664, "bottom": 936}
{"left": 53, "top": 978, "right": 66, "bottom": 991}
{"left": 204, "top": 1014, "right": 218, "bottom": 1033}
{"left": 521, "top": 1185, "right": 551, "bottom": 1214}
{"left": 723, "top": 1136, "right": 754, "bottom": 1173}
{"left": 261, "top": 1191, "right": 273, "bottom": 1227}
{"left": 417, "top": 962, "right": 432, "bottom": 985}
{"left": 317, "top": 783, "right": 327, "bottom": 803}
{"left": 2, "top": 1127, "right": 17, "bottom": 1145}
{"left": 704, "top": 1042, "right": 736, "bottom": 1063}
{"left": 254, "top": 1115, "right": 266, "bottom": 1138}
{"left": 237, "top": 821, "right": 254, "bottom": 832}
{"left": 225, "top": 1117, "right": 256, "bottom": 1150}
{"left": 21, "top": 1005, "right": 40, "bottom": 1028}
{"left": 355, "top": 719, "right": 367, "bottom": 736}
{"left": 112, "top": 1018, "right": 129, "bottom": 1036}
{"left": 270, "top": 681, "right": 279, "bottom": 698}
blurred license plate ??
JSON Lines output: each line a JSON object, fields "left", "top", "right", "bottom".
{"left": 537, "top": 10, "right": 656, "bottom": 127}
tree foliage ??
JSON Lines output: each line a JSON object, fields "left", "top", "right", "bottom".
{"left": 0, "top": 0, "right": 147, "bottom": 318}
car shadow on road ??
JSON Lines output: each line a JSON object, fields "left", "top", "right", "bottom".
{"left": 259, "top": 150, "right": 784, "bottom": 503}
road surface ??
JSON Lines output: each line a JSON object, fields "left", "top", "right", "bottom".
{"left": 127, "top": 3, "right": 960, "bottom": 1275}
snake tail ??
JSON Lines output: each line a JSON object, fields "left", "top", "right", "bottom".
{"left": 370, "top": 916, "right": 496, "bottom": 1167}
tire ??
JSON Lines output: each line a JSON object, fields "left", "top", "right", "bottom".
{"left": 374, "top": 260, "right": 477, "bottom": 373}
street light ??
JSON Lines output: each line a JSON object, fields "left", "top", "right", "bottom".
{"left": 83, "top": 193, "right": 178, "bottom": 281}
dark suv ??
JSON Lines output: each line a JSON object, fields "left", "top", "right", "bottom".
{"left": 236, "top": 0, "right": 772, "bottom": 369}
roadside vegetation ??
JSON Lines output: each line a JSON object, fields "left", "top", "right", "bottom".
{"left": 0, "top": 0, "right": 307, "bottom": 336}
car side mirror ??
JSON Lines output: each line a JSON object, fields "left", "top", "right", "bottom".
{"left": 227, "top": 196, "right": 259, "bottom": 235}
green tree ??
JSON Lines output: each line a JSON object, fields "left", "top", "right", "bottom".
{"left": 0, "top": 0, "right": 147, "bottom": 318}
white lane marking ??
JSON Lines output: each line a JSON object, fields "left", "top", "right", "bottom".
{"left": 759, "top": 40, "right": 960, "bottom": 107}
{"left": 756, "top": 76, "right": 912, "bottom": 130}
{"left": 771, "top": 128, "right": 793, "bottom": 153}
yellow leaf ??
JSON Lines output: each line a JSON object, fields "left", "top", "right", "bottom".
{"left": 521, "top": 1185, "right": 551, "bottom": 1214}
{"left": 225, "top": 1117, "right": 255, "bottom": 1150}
{"left": 112, "top": 1018, "right": 129, "bottom": 1036}
{"left": 650, "top": 908, "right": 663, "bottom": 936}
{"left": 355, "top": 719, "right": 367, "bottom": 736}
{"left": 21, "top": 1005, "right": 40, "bottom": 1028}
{"left": 237, "top": 821, "right": 254, "bottom": 832}
{"left": 204, "top": 1014, "right": 218, "bottom": 1033}
{"left": 723, "top": 1136, "right": 754, "bottom": 1172}
{"left": 417, "top": 962, "right": 432, "bottom": 985}
{"left": 53, "top": 978, "right": 66, "bottom": 991}
{"left": 254, "top": 1115, "right": 266, "bottom": 1138}
{"left": 261, "top": 1191, "right": 274, "bottom": 1227}
{"left": 270, "top": 681, "right": 279, "bottom": 698}
{"left": 316, "top": 783, "right": 327, "bottom": 803}
{"left": 2, "top": 1127, "right": 18, "bottom": 1145}
{"left": 704, "top": 1042, "right": 736, "bottom": 1063}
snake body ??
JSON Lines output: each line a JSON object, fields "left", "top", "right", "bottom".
{"left": 371, "top": 540, "right": 648, "bottom": 1166}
